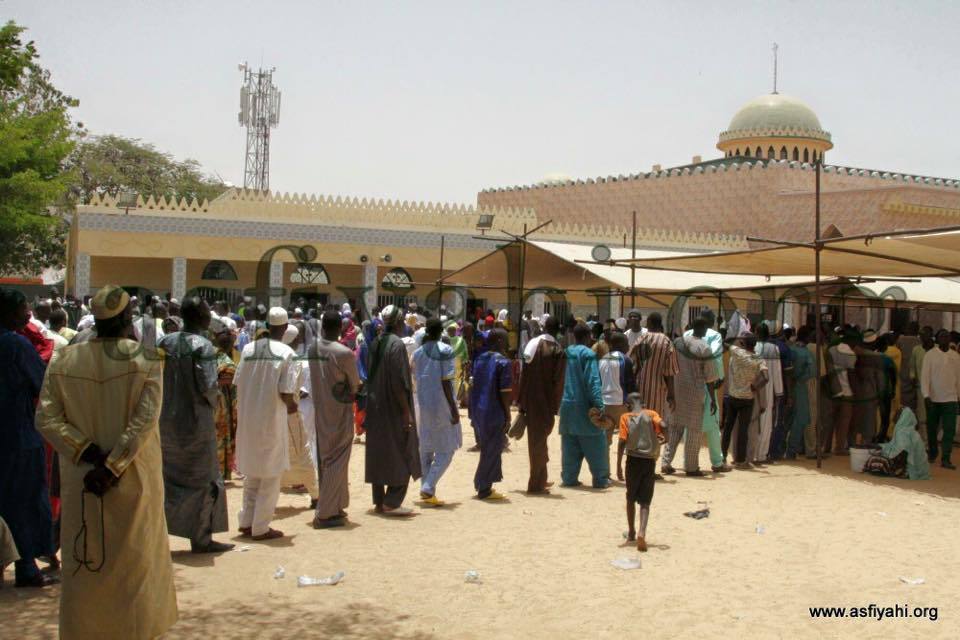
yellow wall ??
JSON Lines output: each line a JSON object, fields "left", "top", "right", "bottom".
{"left": 90, "top": 256, "right": 171, "bottom": 294}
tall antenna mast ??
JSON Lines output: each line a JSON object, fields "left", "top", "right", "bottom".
{"left": 772, "top": 42, "right": 779, "bottom": 94}
{"left": 238, "top": 62, "right": 281, "bottom": 192}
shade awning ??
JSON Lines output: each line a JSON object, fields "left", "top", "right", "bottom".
{"left": 620, "top": 228, "right": 960, "bottom": 278}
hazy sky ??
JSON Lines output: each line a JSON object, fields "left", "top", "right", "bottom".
{"left": 7, "top": 1, "right": 960, "bottom": 204}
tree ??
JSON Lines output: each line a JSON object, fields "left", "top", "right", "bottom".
{"left": 66, "top": 135, "right": 227, "bottom": 205}
{"left": 0, "top": 21, "right": 78, "bottom": 276}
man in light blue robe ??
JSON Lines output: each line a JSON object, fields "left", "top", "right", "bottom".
{"left": 685, "top": 310, "right": 729, "bottom": 472}
{"left": 413, "top": 318, "right": 462, "bottom": 506}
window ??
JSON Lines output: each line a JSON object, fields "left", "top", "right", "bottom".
{"left": 381, "top": 268, "right": 414, "bottom": 292}
{"left": 768, "top": 146, "right": 775, "bottom": 158}
{"left": 544, "top": 300, "right": 569, "bottom": 320}
{"left": 290, "top": 263, "right": 329, "bottom": 284}
{"left": 756, "top": 146, "right": 762, "bottom": 158}
{"left": 779, "top": 146, "right": 788, "bottom": 160}
{"left": 792, "top": 147, "right": 799, "bottom": 161}
{"left": 744, "top": 148, "right": 752, "bottom": 157}
{"left": 201, "top": 260, "right": 237, "bottom": 281}
{"left": 803, "top": 148, "right": 810, "bottom": 163}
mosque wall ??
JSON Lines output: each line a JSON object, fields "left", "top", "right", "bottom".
{"left": 478, "top": 160, "right": 960, "bottom": 243}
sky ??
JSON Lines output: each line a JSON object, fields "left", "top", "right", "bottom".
{"left": 6, "top": 0, "right": 960, "bottom": 204}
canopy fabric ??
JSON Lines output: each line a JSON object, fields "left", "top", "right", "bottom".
{"left": 440, "top": 239, "right": 813, "bottom": 294}
{"left": 621, "top": 229, "right": 960, "bottom": 278}
{"left": 439, "top": 238, "right": 960, "bottom": 309}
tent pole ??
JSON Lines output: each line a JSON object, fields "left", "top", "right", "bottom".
{"left": 631, "top": 210, "right": 637, "bottom": 309}
{"left": 518, "top": 225, "right": 527, "bottom": 352}
{"left": 815, "top": 160, "right": 823, "bottom": 470}
{"left": 438, "top": 234, "right": 445, "bottom": 313}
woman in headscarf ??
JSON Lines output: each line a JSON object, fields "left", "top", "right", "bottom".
{"left": 339, "top": 311, "right": 358, "bottom": 351}
{"left": 353, "top": 319, "right": 380, "bottom": 441}
{"left": 864, "top": 407, "right": 930, "bottom": 479}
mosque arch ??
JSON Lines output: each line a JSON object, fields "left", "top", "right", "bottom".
{"left": 756, "top": 146, "right": 762, "bottom": 158}
{"left": 201, "top": 260, "right": 238, "bottom": 281}
{"left": 768, "top": 146, "right": 776, "bottom": 158}
{"left": 792, "top": 147, "right": 799, "bottom": 161}
{"left": 745, "top": 147, "right": 752, "bottom": 157}
{"left": 779, "top": 146, "right": 788, "bottom": 160}
{"left": 803, "top": 148, "right": 810, "bottom": 163}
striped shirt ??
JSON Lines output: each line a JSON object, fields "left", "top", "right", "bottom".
{"left": 630, "top": 332, "right": 679, "bottom": 415}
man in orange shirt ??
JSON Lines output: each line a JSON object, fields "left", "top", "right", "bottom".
{"left": 616, "top": 393, "right": 666, "bottom": 552}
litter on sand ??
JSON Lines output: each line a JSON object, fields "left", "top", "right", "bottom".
{"left": 899, "top": 576, "right": 925, "bottom": 585}
{"left": 610, "top": 557, "right": 642, "bottom": 570}
{"left": 236, "top": 545, "right": 251, "bottom": 552}
{"left": 297, "top": 571, "right": 346, "bottom": 587}
{"left": 755, "top": 524, "right": 766, "bottom": 535}
{"left": 274, "top": 566, "right": 285, "bottom": 579}
{"left": 464, "top": 570, "right": 481, "bottom": 583}
{"left": 683, "top": 508, "right": 710, "bottom": 519}
{"left": 876, "top": 511, "right": 888, "bottom": 517}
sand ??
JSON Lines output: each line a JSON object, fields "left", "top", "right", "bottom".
{"left": 3, "top": 413, "right": 959, "bottom": 639}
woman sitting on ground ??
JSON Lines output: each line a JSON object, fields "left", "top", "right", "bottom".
{"left": 864, "top": 407, "right": 930, "bottom": 480}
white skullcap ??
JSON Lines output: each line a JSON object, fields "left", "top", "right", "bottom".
{"left": 497, "top": 309, "right": 509, "bottom": 322}
{"left": 615, "top": 317, "right": 627, "bottom": 331}
{"left": 268, "top": 307, "right": 288, "bottom": 327}
{"left": 341, "top": 302, "right": 352, "bottom": 313}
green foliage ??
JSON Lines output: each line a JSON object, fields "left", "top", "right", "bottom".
{"left": 67, "top": 135, "right": 227, "bottom": 205}
{"left": 0, "top": 20, "right": 77, "bottom": 276}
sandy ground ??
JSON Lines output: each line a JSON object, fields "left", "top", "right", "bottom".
{"left": 3, "top": 411, "right": 959, "bottom": 640}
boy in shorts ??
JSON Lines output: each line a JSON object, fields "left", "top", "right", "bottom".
{"left": 616, "top": 393, "right": 665, "bottom": 551}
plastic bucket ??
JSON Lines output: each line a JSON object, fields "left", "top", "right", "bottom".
{"left": 849, "top": 445, "right": 873, "bottom": 473}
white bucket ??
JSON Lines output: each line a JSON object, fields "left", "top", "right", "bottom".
{"left": 849, "top": 447, "right": 873, "bottom": 473}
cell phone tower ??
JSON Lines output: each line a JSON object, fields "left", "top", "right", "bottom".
{"left": 238, "top": 63, "right": 281, "bottom": 192}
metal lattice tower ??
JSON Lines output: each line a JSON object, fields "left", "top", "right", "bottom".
{"left": 238, "top": 63, "right": 281, "bottom": 192}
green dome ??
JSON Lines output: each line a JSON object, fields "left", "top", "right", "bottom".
{"left": 720, "top": 93, "right": 831, "bottom": 144}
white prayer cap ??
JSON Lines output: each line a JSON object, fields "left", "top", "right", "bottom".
{"left": 268, "top": 307, "right": 288, "bottom": 327}
{"left": 282, "top": 323, "right": 299, "bottom": 345}
{"left": 380, "top": 304, "right": 401, "bottom": 326}
{"left": 615, "top": 317, "right": 627, "bottom": 330}
{"left": 209, "top": 317, "right": 229, "bottom": 335}
{"left": 341, "top": 302, "right": 352, "bottom": 313}
{"left": 405, "top": 313, "right": 419, "bottom": 328}
{"left": 497, "top": 309, "right": 509, "bottom": 322}
{"left": 169, "top": 298, "right": 179, "bottom": 305}
{"left": 77, "top": 314, "right": 95, "bottom": 331}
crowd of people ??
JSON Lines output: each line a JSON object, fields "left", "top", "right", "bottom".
{"left": 2, "top": 284, "right": 958, "bottom": 638}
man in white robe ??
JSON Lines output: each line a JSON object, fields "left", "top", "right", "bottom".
{"left": 233, "top": 307, "right": 299, "bottom": 540}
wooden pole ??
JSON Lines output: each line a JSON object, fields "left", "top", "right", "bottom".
{"left": 438, "top": 234, "right": 445, "bottom": 312}
{"left": 814, "top": 160, "right": 823, "bottom": 469}
{"left": 630, "top": 210, "right": 637, "bottom": 309}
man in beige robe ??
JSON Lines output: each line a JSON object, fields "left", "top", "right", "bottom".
{"left": 36, "top": 285, "right": 177, "bottom": 640}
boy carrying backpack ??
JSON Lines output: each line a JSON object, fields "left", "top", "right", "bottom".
{"left": 616, "top": 392, "right": 666, "bottom": 551}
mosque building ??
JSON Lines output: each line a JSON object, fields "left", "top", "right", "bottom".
{"left": 66, "top": 91, "right": 960, "bottom": 323}
{"left": 478, "top": 92, "right": 960, "bottom": 244}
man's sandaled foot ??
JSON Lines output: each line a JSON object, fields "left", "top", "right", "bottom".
{"left": 685, "top": 470, "right": 705, "bottom": 477}
{"left": 421, "top": 495, "right": 445, "bottom": 507}
{"left": 382, "top": 506, "right": 414, "bottom": 517}
{"left": 626, "top": 531, "right": 636, "bottom": 542}
{"left": 636, "top": 536, "right": 647, "bottom": 552}
{"left": 251, "top": 528, "right": 284, "bottom": 541}
{"left": 191, "top": 540, "right": 235, "bottom": 553}
{"left": 712, "top": 464, "right": 732, "bottom": 473}
{"left": 480, "top": 490, "right": 506, "bottom": 501}
{"left": 238, "top": 526, "right": 252, "bottom": 537}
{"left": 661, "top": 464, "right": 676, "bottom": 475}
